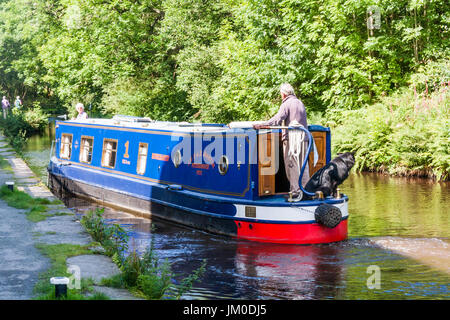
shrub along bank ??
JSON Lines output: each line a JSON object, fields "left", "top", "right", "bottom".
{"left": 81, "top": 209, "right": 206, "bottom": 299}
{"left": 314, "top": 85, "right": 449, "bottom": 181}
{"left": 0, "top": 106, "right": 49, "bottom": 152}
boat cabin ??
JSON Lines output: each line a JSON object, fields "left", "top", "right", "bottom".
{"left": 52, "top": 116, "right": 331, "bottom": 202}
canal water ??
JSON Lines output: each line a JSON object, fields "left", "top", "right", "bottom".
{"left": 23, "top": 122, "right": 449, "bottom": 299}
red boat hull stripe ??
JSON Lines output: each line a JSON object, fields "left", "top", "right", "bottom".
{"left": 235, "top": 219, "right": 348, "bottom": 244}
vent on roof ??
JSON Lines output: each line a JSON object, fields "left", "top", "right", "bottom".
{"left": 112, "top": 115, "right": 153, "bottom": 123}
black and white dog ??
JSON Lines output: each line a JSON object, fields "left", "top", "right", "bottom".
{"left": 304, "top": 152, "right": 355, "bottom": 199}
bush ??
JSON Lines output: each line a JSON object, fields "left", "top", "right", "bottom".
{"left": 0, "top": 103, "right": 49, "bottom": 152}
{"left": 326, "top": 84, "right": 449, "bottom": 180}
{"left": 22, "top": 103, "right": 49, "bottom": 131}
{"left": 81, "top": 208, "right": 129, "bottom": 256}
{"left": 409, "top": 58, "right": 450, "bottom": 95}
{"left": 81, "top": 208, "right": 206, "bottom": 299}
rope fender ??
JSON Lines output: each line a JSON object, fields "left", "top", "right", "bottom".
{"left": 314, "top": 203, "right": 342, "bottom": 228}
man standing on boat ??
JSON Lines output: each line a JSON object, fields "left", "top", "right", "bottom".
{"left": 253, "top": 83, "right": 309, "bottom": 201}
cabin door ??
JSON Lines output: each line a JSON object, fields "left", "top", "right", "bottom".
{"left": 308, "top": 131, "right": 327, "bottom": 176}
{"left": 258, "top": 132, "right": 277, "bottom": 196}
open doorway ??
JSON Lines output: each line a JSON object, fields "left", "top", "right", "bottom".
{"left": 258, "top": 131, "right": 289, "bottom": 196}
{"left": 257, "top": 129, "right": 328, "bottom": 197}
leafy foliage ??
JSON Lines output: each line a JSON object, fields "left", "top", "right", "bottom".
{"left": 323, "top": 72, "right": 449, "bottom": 180}
{"left": 0, "top": 104, "right": 49, "bottom": 152}
{"left": 0, "top": 0, "right": 448, "bottom": 177}
{"left": 81, "top": 208, "right": 129, "bottom": 256}
{"left": 81, "top": 208, "right": 206, "bottom": 299}
{"left": 0, "top": 0, "right": 447, "bottom": 119}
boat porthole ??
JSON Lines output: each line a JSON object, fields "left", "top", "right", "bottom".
{"left": 218, "top": 155, "right": 229, "bottom": 175}
{"left": 172, "top": 150, "right": 182, "bottom": 168}
{"left": 249, "top": 224, "right": 253, "bottom": 230}
{"left": 238, "top": 222, "right": 241, "bottom": 228}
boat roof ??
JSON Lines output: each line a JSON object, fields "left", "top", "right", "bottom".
{"left": 61, "top": 115, "right": 329, "bottom": 133}
{"left": 62, "top": 115, "right": 263, "bottom": 133}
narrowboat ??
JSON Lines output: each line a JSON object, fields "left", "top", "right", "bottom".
{"left": 47, "top": 115, "right": 349, "bottom": 244}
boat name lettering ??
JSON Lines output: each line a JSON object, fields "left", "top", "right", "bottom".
{"left": 152, "top": 153, "right": 169, "bottom": 161}
{"left": 191, "top": 163, "right": 209, "bottom": 170}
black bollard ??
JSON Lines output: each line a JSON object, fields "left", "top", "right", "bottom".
{"left": 5, "top": 181, "right": 14, "bottom": 191}
{"left": 50, "top": 277, "right": 70, "bottom": 299}
{"left": 55, "top": 284, "right": 67, "bottom": 298}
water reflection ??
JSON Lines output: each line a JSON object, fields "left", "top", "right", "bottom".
{"left": 233, "top": 242, "right": 345, "bottom": 299}
{"left": 341, "top": 172, "right": 449, "bottom": 238}
{"left": 22, "top": 121, "right": 55, "bottom": 182}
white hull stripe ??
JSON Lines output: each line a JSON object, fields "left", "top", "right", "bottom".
{"left": 235, "top": 202, "right": 349, "bottom": 223}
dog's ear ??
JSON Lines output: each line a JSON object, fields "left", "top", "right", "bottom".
{"left": 346, "top": 154, "right": 355, "bottom": 168}
{"left": 349, "top": 152, "right": 356, "bottom": 163}
{"left": 343, "top": 152, "right": 355, "bottom": 161}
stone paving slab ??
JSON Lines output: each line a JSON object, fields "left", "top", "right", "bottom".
{"left": 92, "top": 285, "right": 142, "bottom": 300}
{"left": 66, "top": 255, "right": 121, "bottom": 283}
{"left": 45, "top": 206, "right": 74, "bottom": 216}
{"left": 18, "top": 185, "right": 58, "bottom": 201}
{"left": 15, "top": 177, "right": 41, "bottom": 184}
{"left": 0, "top": 151, "right": 15, "bottom": 156}
{"left": 7, "top": 158, "right": 35, "bottom": 178}
{"left": 33, "top": 215, "right": 92, "bottom": 246}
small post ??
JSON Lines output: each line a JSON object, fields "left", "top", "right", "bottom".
{"left": 50, "top": 277, "right": 70, "bottom": 299}
{"left": 315, "top": 191, "right": 324, "bottom": 200}
{"left": 5, "top": 181, "right": 14, "bottom": 191}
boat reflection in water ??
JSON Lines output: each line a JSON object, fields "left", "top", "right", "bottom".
{"left": 234, "top": 242, "right": 345, "bottom": 299}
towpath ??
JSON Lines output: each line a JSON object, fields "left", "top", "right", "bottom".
{"left": 0, "top": 134, "right": 138, "bottom": 299}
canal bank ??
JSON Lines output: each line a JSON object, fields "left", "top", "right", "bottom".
{"left": 0, "top": 134, "right": 139, "bottom": 300}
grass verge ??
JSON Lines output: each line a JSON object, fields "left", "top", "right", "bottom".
{"left": 0, "top": 154, "right": 13, "bottom": 172}
{"left": 33, "top": 243, "right": 110, "bottom": 300}
{"left": 0, "top": 185, "right": 67, "bottom": 222}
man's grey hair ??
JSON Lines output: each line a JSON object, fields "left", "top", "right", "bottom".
{"left": 280, "top": 83, "right": 295, "bottom": 96}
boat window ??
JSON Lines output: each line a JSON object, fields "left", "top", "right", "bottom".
{"left": 60, "top": 134, "right": 73, "bottom": 159}
{"left": 137, "top": 143, "right": 148, "bottom": 175}
{"left": 218, "top": 155, "right": 229, "bottom": 175}
{"left": 79, "top": 136, "right": 94, "bottom": 164}
{"left": 101, "top": 139, "right": 118, "bottom": 168}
